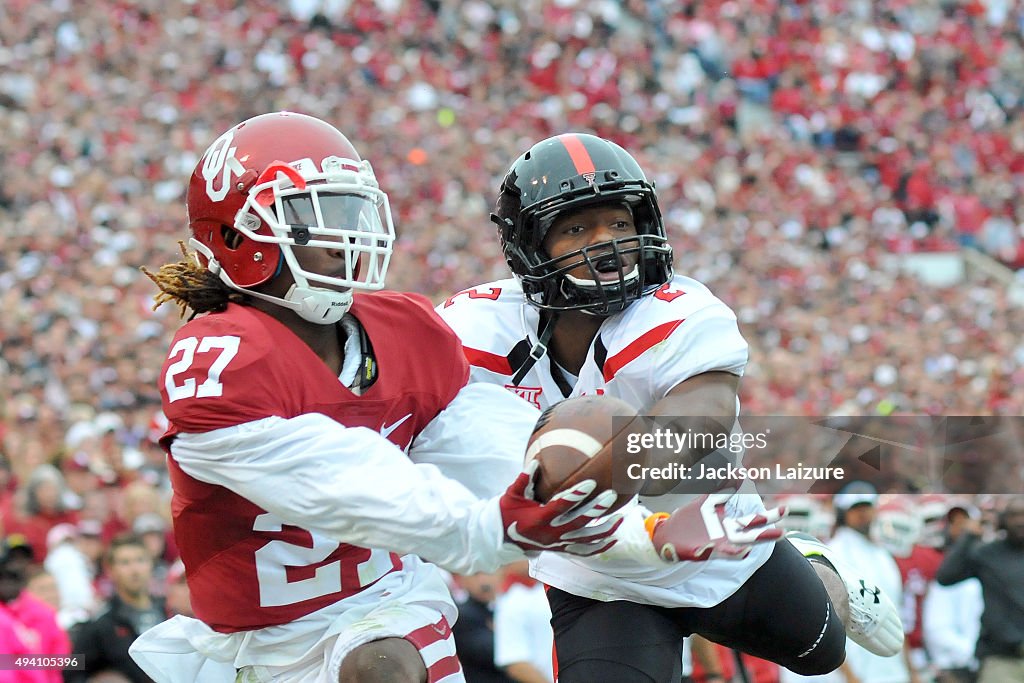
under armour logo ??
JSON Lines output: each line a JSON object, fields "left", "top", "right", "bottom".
{"left": 858, "top": 579, "right": 882, "bottom": 604}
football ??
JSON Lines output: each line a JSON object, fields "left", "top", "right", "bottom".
{"left": 524, "top": 394, "right": 644, "bottom": 512}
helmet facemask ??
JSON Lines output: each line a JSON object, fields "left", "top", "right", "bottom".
{"left": 527, "top": 232, "right": 665, "bottom": 316}
{"left": 190, "top": 156, "right": 395, "bottom": 324}
{"left": 500, "top": 178, "right": 672, "bottom": 316}
{"left": 871, "top": 506, "right": 923, "bottom": 558}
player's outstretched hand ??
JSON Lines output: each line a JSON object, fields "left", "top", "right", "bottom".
{"left": 500, "top": 460, "right": 623, "bottom": 556}
{"left": 646, "top": 491, "right": 786, "bottom": 562}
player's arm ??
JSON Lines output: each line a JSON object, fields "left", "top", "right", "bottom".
{"left": 646, "top": 370, "right": 741, "bottom": 474}
{"left": 637, "top": 370, "right": 785, "bottom": 563}
{"left": 638, "top": 295, "right": 749, "bottom": 474}
{"left": 613, "top": 302, "right": 783, "bottom": 562}
{"left": 935, "top": 529, "right": 982, "bottom": 585}
{"left": 637, "top": 303, "right": 747, "bottom": 494}
{"left": 169, "top": 413, "right": 618, "bottom": 575}
{"left": 408, "top": 382, "right": 535, "bottom": 499}
{"left": 655, "top": 370, "right": 739, "bottom": 417}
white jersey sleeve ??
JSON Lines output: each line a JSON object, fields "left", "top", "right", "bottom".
{"left": 493, "top": 583, "right": 555, "bottom": 681}
{"left": 169, "top": 412, "right": 525, "bottom": 575}
{"left": 605, "top": 277, "right": 748, "bottom": 404}
{"left": 922, "top": 578, "right": 982, "bottom": 670}
{"left": 409, "top": 382, "right": 537, "bottom": 499}
{"left": 650, "top": 300, "right": 747, "bottom": 397}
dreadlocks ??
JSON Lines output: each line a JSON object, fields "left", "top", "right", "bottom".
{"left": 141, "top": 241, "right": 246, "bottom": 320}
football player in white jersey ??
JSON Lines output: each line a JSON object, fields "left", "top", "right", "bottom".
{"left": 437, "top": 133, "right": 905, "bottom": 682}
{"left": 126, "top": 114, "right": 626, "bottom": 683}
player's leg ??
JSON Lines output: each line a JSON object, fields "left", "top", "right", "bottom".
{"left": 241, "top": 634, "right": 437, "bottom": 683}
{"left": 680, "top": 538, "right": 848, "bottom": 675}
{"left": 547, "top": 587, "right": 685, "bottom": 683}
{"left": 337, "top": 638, "right": 426, "bottom": 683}
{"left": 330, "top": 612, "right": 462, "bottom": 683}
{"left": 325, "top": 560, "right": 465, "bottom": 683}
{"left": 233, "top": 634, "right": 435, "bottom": 683}
{"left": 786, "top": 531, "right": 904, "bottom": 657}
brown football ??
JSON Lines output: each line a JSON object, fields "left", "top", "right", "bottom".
{"left": 525, "top": 395, "right": 644, "bottom": 512}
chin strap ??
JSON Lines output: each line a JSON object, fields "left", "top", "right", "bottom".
{"left": 285, "top": 285, "right": 352, "bottom": 324}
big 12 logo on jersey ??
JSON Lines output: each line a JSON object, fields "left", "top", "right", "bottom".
{"left": 504, "top": 384, "right": 542, "bottom": 409}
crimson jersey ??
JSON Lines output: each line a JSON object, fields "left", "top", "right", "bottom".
{"left": 894, "top": 545, "right": 944, "bottom": 650}
{"left": 159, "top": 293, "right": 468, "bottom": 632}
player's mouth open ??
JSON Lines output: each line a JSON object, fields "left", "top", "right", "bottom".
{"left": 594, "top": 256, "right": 628, "bottom": 281}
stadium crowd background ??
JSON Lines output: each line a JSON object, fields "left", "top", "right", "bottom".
{"left": 0, "top": 0, "right": 1023, "bottom": 680}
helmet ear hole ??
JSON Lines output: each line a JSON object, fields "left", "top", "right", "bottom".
{"left": 221, "top": 226, "right": 245, "bottom": 250}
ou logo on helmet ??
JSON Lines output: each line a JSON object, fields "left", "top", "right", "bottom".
{"left": 201, "top": 128, "right": 246, "bottom": 202}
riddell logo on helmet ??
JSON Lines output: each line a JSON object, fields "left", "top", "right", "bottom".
{"left": 582, "top": 172, "right": 596, "bottom": 185}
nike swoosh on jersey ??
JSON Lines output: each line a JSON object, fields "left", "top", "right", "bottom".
{"left": 380, "top": 413, "right": 413, "bottom": 439}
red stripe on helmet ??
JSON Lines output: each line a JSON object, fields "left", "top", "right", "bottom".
{"left": 558, "top": 134, "right": 596, "bottom": 176}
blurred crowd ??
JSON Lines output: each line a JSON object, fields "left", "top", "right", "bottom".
{"left": 1, "top": 0, "right": 1024, "bottom": 679}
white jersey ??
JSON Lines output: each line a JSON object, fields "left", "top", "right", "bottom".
{"left": 437, "top": 275, "right": 772, "bottom": 607}
{"left": 827, "top": 528, "right": 910, "bottom": 683}
{"left": 493, "top": 582, "right": 555, "bottom": 681}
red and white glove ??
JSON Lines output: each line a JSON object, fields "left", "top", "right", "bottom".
{"left": 645, "top": 492, "right": 786, "bottom": 562}
{"left": 499, "top": 460, "right": 622, "bottom": 556}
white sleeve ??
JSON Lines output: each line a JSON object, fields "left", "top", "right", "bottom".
{"left": 492, "top": 593, "right": 529, "bottom": 667}
{"left": 409, "top": 383, "right": 538, "bottom": 499}
{"left": 922, "top": 579, "right": 982, "bottom": 669}
{"left": 44, "top": 546, "right": 97, "bottom": 615}
{"left": 493, "top": 586, "right": 552, "bottom": 676}
{"left": 169, "top": 413, "right": 525, "bottom": 575}
{"left": 650, "top": 303, "right": 748, "bottom": 399}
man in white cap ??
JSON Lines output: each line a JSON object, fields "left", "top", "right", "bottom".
{"left": 828, "top": 482, "right": 914, "bottom": 683}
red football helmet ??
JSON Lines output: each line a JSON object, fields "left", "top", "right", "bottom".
{"left": 871, "top": 495, "right": 922, "bottom": 558}
{"left": 186, "top": 112, "right": 395, "bottom": 324}
{"left": 774, "top": 494, "right": 834, "bottom": 541}
{"left": 914, "top": 493, "right": 951, "bottom": 548}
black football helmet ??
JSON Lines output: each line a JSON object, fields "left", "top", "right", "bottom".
{"left": 492, "top": 133, "right": 673, "bottom": 315}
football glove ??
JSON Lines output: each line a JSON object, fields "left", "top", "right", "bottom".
{"left": 499, "top": 460, "right": 622, "bottom": 556}
{"left": 646, "top": 491, "right": 786, "bottom": 562}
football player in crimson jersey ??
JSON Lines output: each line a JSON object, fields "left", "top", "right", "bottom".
{"left": 127, "top": 113, "right": 626, "bottom": 683}
{"left": 437, "top": 133, "right": 905, "bottom": 682}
